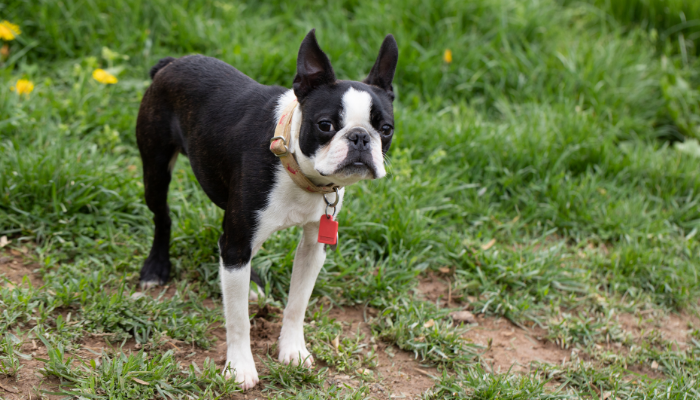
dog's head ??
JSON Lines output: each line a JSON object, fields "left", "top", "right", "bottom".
{"left": 288, "top": 29, "right": 398, "bottom": 188}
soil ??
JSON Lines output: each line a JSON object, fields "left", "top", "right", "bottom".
{"left": 1, "top": 248, "right": 61, "bottom": 400}
{"left": 325, "top": 306, "right": 438, "bottom": 399}
{"left": 414, "top": 273, "right": 700, "bottom": 380}
{"left": 0, "top": 247, "right": 43, "bottom": 288}
{"left": 417, "top": 272, "right": 452, "bottom": 305}
{"left": 463, "top": 315, "right": 571, "bottom": 373}
{"left": 417, "top": 272, "right": 572, "bottom": 374}
{"left": 0, "top": 249, "right": 439, "bottom": 400}
{"left": 618, "top": 310, "right": 699, "bottom": 351}
{"left": 3, "top": 248, "right": 699, "bottom": 399}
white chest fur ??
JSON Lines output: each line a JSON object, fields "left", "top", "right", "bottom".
{"left": 251, "top": 90, "right": 345, "bottom": 253}
{"left": 251, "top": 164, "right": 344, "bottom": 254}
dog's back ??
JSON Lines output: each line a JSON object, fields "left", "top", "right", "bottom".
{"left": 137, "top": 55, "right": 286, "bottom": 207}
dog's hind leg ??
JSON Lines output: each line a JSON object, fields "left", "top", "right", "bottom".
{"left": 136, "top": 105, "right": 179, "bottom": 288}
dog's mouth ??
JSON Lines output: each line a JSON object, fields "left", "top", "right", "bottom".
{"left": 332, "top": 158, "right": 377, "bottom": 179}
{"left": 317, "top": 158, "right": 377, "bottom": 178}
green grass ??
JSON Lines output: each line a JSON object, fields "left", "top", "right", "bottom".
{"left": 0, "top": 333, "right": 25, "bottom": 377}
{"left": 1, "top": 0, "right": 700, "bottom": 397}
{"left": 565, "top": 0, "right": 700, "bottom": 56}
{"left": 424, "top": 366, "right": 568, "bottom": 400}
{"left": 305, "top": 309, "right": 378, "bottom": 373}
{"left": 38, "top": 338, "right": 240, "bottom": 399}
{"left": 371, "top": 297, "right": 481, "bottom": 368}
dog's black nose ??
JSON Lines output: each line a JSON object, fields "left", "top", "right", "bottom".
{"left": 347, "top": 129, "right": 371, "bottom": 151}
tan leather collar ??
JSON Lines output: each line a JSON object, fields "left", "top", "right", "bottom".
{"left": 269, "top": 99, "right": 342, "bottom": 194}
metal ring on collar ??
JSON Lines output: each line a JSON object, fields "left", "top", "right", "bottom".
{"left": 270, "top": 136, "right": 289, "bottom": 157}
{"left": 323, "top": 187, "right": 340, "bottom": 207}
{"left": 270, "top": 136, "right": 287, "bottom": 145}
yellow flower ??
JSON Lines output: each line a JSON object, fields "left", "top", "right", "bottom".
{"left": 443, "top": 49, "right": 452, "bottom": 64}
{"left": 0, "top": 20, "right": 21, "bottom": 41}
{"left": 92, "top": 68, "right": 118, "bottom": 84}
{"left": 11, "top": 79, "right": 34, "bottom": 96}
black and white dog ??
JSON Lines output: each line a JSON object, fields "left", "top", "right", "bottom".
{"left": 135, "top": 30, "right": 398, "bottom": 389}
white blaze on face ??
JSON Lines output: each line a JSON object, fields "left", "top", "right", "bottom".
{"left": 341, "top": 87, "right": 372, "bottom": 127}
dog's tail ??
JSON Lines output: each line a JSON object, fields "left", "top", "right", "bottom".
{"left": 149, "top": 57, "right": 176, "bottom": 79}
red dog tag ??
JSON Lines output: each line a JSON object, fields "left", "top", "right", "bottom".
{"left": 318, "top": 215, "right": 338, "bottom": 245}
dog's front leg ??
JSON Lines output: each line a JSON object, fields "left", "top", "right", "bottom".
{"left": 219, "top": 247, "right": 258, "bottom": 389}
{"left": 278, "top": 222, "right": 326, "bottom": 367}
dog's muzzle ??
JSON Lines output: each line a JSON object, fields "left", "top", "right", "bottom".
{"left": 332, "top": 128, "right": 377, "bottom": 178}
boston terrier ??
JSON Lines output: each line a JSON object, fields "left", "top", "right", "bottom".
{"left": 135, "top": 30, "right": 398, "bottom": 389}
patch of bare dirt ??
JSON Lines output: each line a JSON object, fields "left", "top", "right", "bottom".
{"left": 618, "top": 311, "right": 698, "bottom": 351}
{"left": 417, "top": 272, "right": 450, "bottom": 305}
{"left": 416, "top": 271, "right": 463, "bottom": 308}
{"left": 0, "top": 248, "right": 60, "bottom": 399}
{"left": 0, "top": 374, "right": 61, "bottom": 400}
{"left": 327, "top": 306, "right": 438, "bottom": 400}
{"left": 462, "top": 315, "right": 571, "bottom": 373}
{"left": 625, "top": 363, "right": 665, "bottom": 381}
{"left": 416, "top": 274, "right": 573, "bottom": 374}
{"left": 414, "top": 273, "right": 700, "bottom": 383}
{"left": 0, "top": 335, "right": 65, "bottom": 400}
{"left": 0, "top": 248, "right": 44, "bottom": 288}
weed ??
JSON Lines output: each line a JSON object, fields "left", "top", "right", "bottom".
{"left": 261, "top": 355, "right": 327, "bottom": 395}
{"left": 306, "top": 310, "right": 377, "bottom": 373}
{"left": 0, "top": 332, "right": 25, "bottom": 378}
{"left": 424, "top": 366, "right": 567, "bottom": 400}
{"left": 372, "top": 297, "right": 480, "bottom": 368}
{"left": 38, "top": 333, "right": 240, "bottom": 399}
{"left": 546, "top": 309, "right": 625, "bottom": 349}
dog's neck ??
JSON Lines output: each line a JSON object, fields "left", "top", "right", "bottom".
{"left": 274, "top": 90, "right": 338, "bottom": 188}
{"left": 274, "top": 90, "right": 302, "bottom": 156}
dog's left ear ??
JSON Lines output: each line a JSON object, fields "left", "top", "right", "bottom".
{"left": 364, "top": 34, "right": 399, "bottom": 100}
{"left": 293, "top": 29, "right": 336, "bottom": 100}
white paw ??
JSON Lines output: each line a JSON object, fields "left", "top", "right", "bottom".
{"left": 223, "top": 348, "right": 259, "bottom": 390}
{"left": 248, "top": 284, "right": 265, "bottom": 302}
{"left": 278, "top": 335, "right": 313, "bottom": 367}
{"left": 139, "top": 280, "right": 161, "bottom": 290}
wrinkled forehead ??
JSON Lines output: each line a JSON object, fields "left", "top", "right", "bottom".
{"left": 302, "top": 82, "right": 393, "bottom": 128}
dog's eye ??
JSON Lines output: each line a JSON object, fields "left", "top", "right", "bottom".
{"left": 318, "top": 121, "right": 334, "bottom": 132}
{"left": 381, "top": 124, "right": 393, "bottom": 136}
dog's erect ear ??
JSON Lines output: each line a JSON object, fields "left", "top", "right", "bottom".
{"left": 293, "top": 29, "right": 336, "bottom": 99}
{"left": 364, "top": 34, "right": 399, "bottom": 100}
